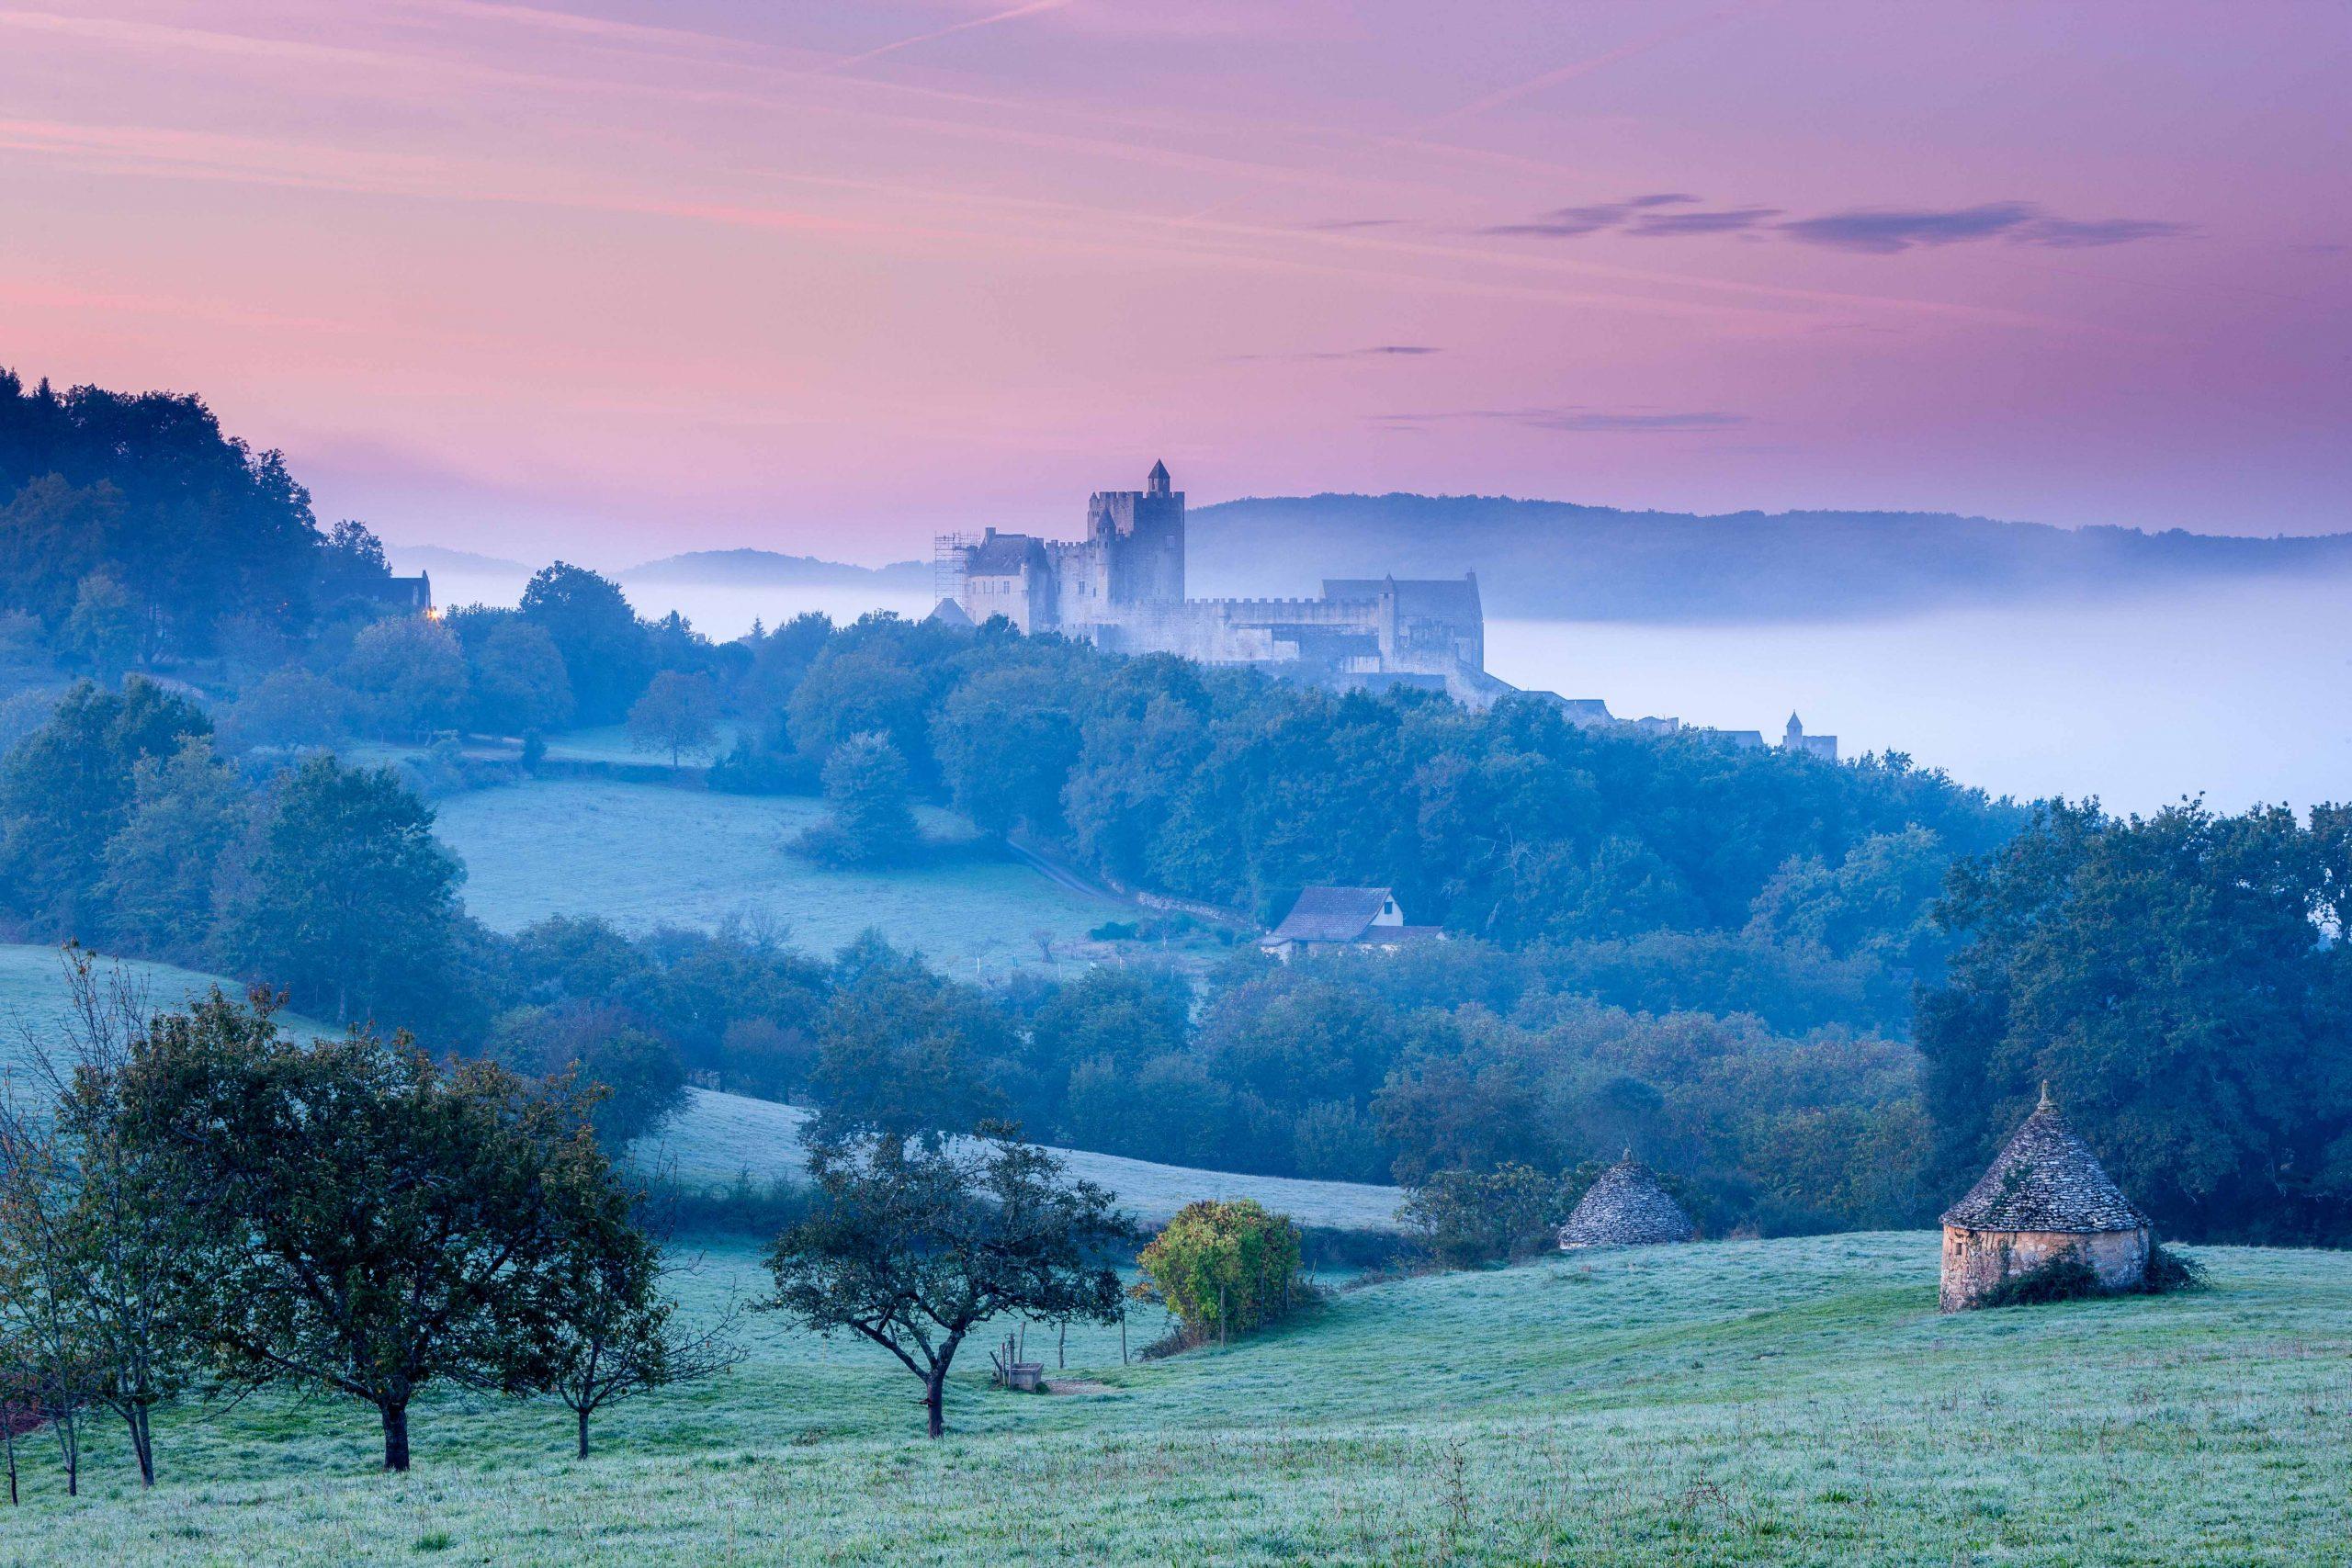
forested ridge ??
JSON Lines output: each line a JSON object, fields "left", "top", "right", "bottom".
{"left": 1188, "top": 491, "right": 2352, "bottom": 621}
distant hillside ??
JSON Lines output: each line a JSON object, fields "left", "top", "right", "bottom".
{"left": 383, "top": 543, "right": 530, "bottom": 575}
{"left": 626, "top": 547, "right": 928, "bottom": 588}
{"left": 1190, "top": 494, "right": 2352, "bottom": 622}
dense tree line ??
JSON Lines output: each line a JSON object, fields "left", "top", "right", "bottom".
{"left": 728, "top": 614, "right": 2022, "bottom": 957}
{"left": 0, "top": 373, "right": 318, "bottom": 660}
{"left": 1918, "top": 800, "right": 2352, "bottom": 1246}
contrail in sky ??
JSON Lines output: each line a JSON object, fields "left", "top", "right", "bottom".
{"left": 1423, "top": 2, "right": 1763, "bottom": 130}
{"left": 831, "top": 0, "right": 1077, "bottom": 71}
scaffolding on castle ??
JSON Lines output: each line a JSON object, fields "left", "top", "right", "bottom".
{"left": 933, "top": 532, "right": 978, "bottom": 607}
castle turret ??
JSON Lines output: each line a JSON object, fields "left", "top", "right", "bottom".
{"left": 1780, "top": 711, "right": 1838, "bottom": 762}
{"left": 1083, "top": 458, "right": 1185, "bottom": 605}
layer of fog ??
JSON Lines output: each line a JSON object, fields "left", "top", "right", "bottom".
{"left": 421, "top": 566, "right": 2349, "bottom": 817}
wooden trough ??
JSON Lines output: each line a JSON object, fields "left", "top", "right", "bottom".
{"left": 989, "top": 1328, "right": 1047, "bottom": 1392}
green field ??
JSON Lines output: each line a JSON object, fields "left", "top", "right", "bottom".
{"left": 651, "top": 1088, "right": 1407, "bottom": 1233}
{"left": 6, "top": 1233, "right": 2346, "bottom": 1564}
{"left": 430, "top": 778, "right": 1122, "bottom": 973}
{"left": 0, "top": 943, "right": 337, "bottom": 1099}
{"left": 534, "top": 722, "right": 742, "bottom": 765}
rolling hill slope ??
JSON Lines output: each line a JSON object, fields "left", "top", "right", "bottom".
{"left": 648, "top": 1087, "right": 1406, "bottom": 1233}
{"left": 0, "top": 943, "right": 337, "bottom": 1101}
{"left": 428, "top": 777, "right": 1124, "bottom": 973}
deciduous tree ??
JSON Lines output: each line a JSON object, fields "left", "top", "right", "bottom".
{"left": 797, "top": 732, "right": 919, "bottom": 867}
{"left": 627, "top": 671, "right": 719, "bottom": 767}
{"left": 95, "top": 736, "right": 245, "bottom": 959}
{"left": 112, "top": 992, "right": 639, "bottom": 1472}
{"left": 1918, "top": 799, "right": 2352, "bottom": 1243}
{"left": 519, "top": 563, "right": 649, "bottom": 725}
{"left": 0, "top": 677, "right": 210, "bottom": 933}
{"left": 548, "top": 1227, "right": 741, "bottom": 1459}
{"left": 468, "top": 618, "right": 574, "bottom": 736}
{"left": 1, "top": 951, "right": 200, "bottom": 1485}
{"left": 213, "top": 754, "right": 467, "bottom": 1028}
{"left": 761, "top": 1128, "right": 1130, "bottom": 1437}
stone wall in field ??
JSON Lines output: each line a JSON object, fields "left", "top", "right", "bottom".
{"left": 1939, "top": 1224, "right": 2150, "bottom": 1312}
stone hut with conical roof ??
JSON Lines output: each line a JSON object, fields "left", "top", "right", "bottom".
{"left": 1557, "top": 1154, "right": 1695, "bottom": 1250}
{"left": 1939, "top": 1086, "right": 2150, "bottom": 1312}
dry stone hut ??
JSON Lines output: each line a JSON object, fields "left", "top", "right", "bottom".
{"left": 1939, "top": 1085, "right": 2151, "bottom": 1312}
{"left": 1556, "top": 1155, "right": 1695, "bottom": 1249}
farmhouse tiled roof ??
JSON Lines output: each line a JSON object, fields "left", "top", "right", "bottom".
{"left": 1267, "top": 886, "right": 1393, "bottom": 944}
{"left": 1940, "top": 1088, "right": 2148, "bottom": 1234}
{"left": 1557, "top": 1156, "right": 1695, "bottom": 1248}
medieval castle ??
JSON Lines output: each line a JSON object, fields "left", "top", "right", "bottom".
{"left": 935, "top": 461, "right": 1502, "bottom": 705}
{"left": 934, "top": 460, "right": 1835, "bottom": 758}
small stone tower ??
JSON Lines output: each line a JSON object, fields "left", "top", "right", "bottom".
{"left": 1557, "top": 1154, "right": 1696, "bottom": 1249}
{"left": 1939, "top": 1084, "right": 2150, "bottom": 1312}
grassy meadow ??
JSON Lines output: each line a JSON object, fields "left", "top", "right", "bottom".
{"left": 652, "top": 1088, "right": 1407, "bottom": 1233}
{"left": 429, "top": 777, "right": 1123, "bottom": 972}
{"left": 6, "top": 1233, "right": 2346, "bottom": 1565}
{"left": 0, "top": 943, "right": 337, "bottom": 1098}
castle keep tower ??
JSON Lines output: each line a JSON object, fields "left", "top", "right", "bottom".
{"left": 1084, "top": 458, "right": 1186, "bottom": 604}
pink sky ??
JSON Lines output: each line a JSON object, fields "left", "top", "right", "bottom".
{"left": 1, "top": 0, "right": 2345, "bottom": 565}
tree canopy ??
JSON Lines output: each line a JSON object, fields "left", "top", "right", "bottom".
{"left": 1917, "top": 799, "right": 2352, "bottom": 1244}
{"left": 109, "top": 993, "right": 639, "bottom": 1471}
{"left": 0, "top": 371, "right": 322, "bottom": 654}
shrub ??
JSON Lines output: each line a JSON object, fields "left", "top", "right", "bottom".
{"left": 1132, "top": 1199, "right": 1306, "bottom": 1348}
{"left": 638, "top": 1172, "right": 813, "bottom": 1238}
{"left": 2140, "top": 1242, "right": 2211, "bottom": 1294}
{"left": 1977, "top": 1252, "right": 2103, "bottom": 1308}
{"left": 1980, "top": 1241, "right": 2211, "bottom": 1310}
{"left": 1399, "top": 1164, "right": 1574, "bottom": 1269}
{"left": 709, "top": 733, "right": 814, "bottom": 795}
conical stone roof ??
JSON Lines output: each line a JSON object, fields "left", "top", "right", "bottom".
{"left": 1557, "top": 1156, "right": 1695, "bottom": 1248}
{"left": 1940, "top": 1088, "right": 2148, "bottom": 1234}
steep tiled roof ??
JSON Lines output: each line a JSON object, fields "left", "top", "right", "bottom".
{"left": 963, "top": 533, "right": 1047, "bottom": 575}
{"left": 1268, "top": 886, "right": 1393, "bottom": 943}
{"left": 926, "top": 598, "right": 975, "bottom": 627}
{"left": 1941, "top": 1090, "right": 2148, "bottom": 1234}
{"left": 1557, "top": 1156, "right": 1695, "bottom": 1248}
